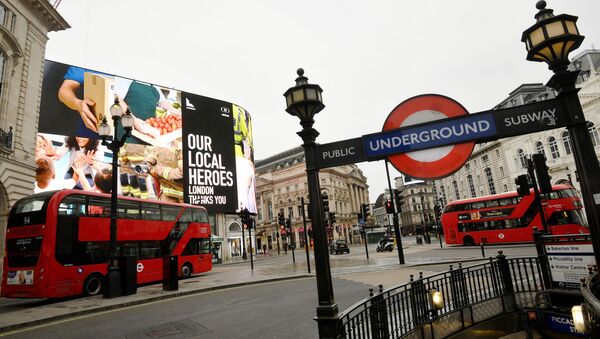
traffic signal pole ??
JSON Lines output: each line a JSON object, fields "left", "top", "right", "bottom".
{"left": 385, "top": 160, "right": 405, "bottom": 264}
{"left": 527, "top": 157, "right": 549, "bottom": 232}
{"left": 300, "top": 197, "right": 311, "bottom": 273}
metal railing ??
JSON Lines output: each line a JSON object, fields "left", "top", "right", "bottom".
{"left": 581, "top": 270, "right": 600, "bottom": 336}
{"left": 337, "top": 252, "right": 544, "bottom": 338}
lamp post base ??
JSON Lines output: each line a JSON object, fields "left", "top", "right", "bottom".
{"left": 103, "top": 268, "right": 122, "bottom": 298}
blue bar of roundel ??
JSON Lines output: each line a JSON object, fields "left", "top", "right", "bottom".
{"left": 363, "top": 113, "right": 497, "bottom": 158}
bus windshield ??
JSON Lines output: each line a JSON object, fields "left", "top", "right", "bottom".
{"left": 7, "top": 191, "right": 54, "bottom": 227}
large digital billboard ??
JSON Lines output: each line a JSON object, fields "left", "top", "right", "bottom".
{"left": 37, "top": 60, "right": 256, "bottom": 214}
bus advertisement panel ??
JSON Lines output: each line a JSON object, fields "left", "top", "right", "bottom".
{"left": 441, "top": 184, "right": 588, "bottom": 246}
{"left": 37, "top": 60, "right": 256, "bottom": 214}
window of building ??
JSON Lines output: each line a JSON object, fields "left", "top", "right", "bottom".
{"left": 485, "top": 167, "right": 496, "bottom": 195}
{"left": 518, "top": 149, "right": 527, "bottom": 168}
{"left": 0, "top": 4, "right": 6, "bottom": 26}
{"left": 549, "top": 136, "right": 560, "bottom": 159}
{"left": 288, "top": 207, "right": 293, "bottom": 218}
{"left": 562, "top": 131, "right": 572, "bottom": 155}
{"left": 482, "top": 155, "right": 489, "bottom": 163}
{"left": 465, "top": 163, "right": 470, "bottom": 171}
{"left": 467, "top": 175, "right": 476, "bottom": 198}
{"left": 535, "top": 142, "right": 545, "bottom": 157}
{"left": 499, "top": 167, "right": 504, "bottom": 177}
{"left": 452, "top": 181, "right": 460, "bottom": 200}
{"left": 440, "top": 186, "right": 447, "bottom": 206}
{"left": 589, "top": 122, "right": 600, "bottom": 147}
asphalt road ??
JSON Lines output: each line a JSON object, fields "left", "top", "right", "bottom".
{"left": 0, "top": 240, "right": 538, "bottom": 338}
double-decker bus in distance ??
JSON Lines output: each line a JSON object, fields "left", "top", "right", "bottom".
{"left": 2, "top": 190, "right": 212, "bottom": 298}
{"left": 441, "top": 184, "right": 588, "bottom": 246}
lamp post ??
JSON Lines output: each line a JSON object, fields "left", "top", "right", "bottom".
{"left": 98, "top": 98, "right": 134, "bottom": 298}
{"left": 284, "top": 68, "right": 338, "bottom": 338}
{"left": 522, "top": 0, "right": 600, "bottom": 266}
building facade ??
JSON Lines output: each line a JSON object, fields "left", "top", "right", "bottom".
{"left": 0, "top": 0, "right": 68, "bottom": 269}
{"left": 432, "top": 49, "right": 600, "bottom": 207}
{"left": 253, "top": 147, "right": 370, "bottom": 253}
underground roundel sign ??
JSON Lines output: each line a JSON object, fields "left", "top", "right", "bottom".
{"left": 383, "top": 94, "right": 474, "bottom": 179}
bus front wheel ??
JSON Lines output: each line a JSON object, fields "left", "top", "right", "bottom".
{"left": 463, "top": 236, "right": 475, "bottom": 246}
{"left": 181, "top": 262, "right": 193, "bottom": 279}
{"left": 83, "top": 273, "right": 103, "bottom": 296}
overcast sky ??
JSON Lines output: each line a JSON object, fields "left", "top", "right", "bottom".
{"left": 46, "top": 0, "right": 600, "bottom": 203}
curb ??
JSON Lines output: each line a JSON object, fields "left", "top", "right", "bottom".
{"left": 0, "top": 274, "right": 312, "bottom": 334}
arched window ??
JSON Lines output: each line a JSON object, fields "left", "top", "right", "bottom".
{"left": 452, "top": 180, "right": 460, "bottom": 200}
{"left": 588, "top": 122, "right": 600, "bottom": 147}
{"left": 440, "top": 186, "right": 447, "bottom": 205}
{"left": 549, "top": 136, "right": 560, "bottom": 159}
{"left": 485, "top": 167, "right": 496, "bottom": 194}
{"left": 535, "top": 142, "right": 545, "bottom": 157}
{"left": 467, "top": 175, "right": 476, "bottom": 198}
{"left": 562, "top": 131, "right": 572, "bottom": 155}
{"left": 499, "top": 167, "right": 504, "bottom": 177}
{"left": 0, "top": 51, "right": 5, "bottom": 97}
{"left": 517, "top": 149, "right": 527, "bottom": 168}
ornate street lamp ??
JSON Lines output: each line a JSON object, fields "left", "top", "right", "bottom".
{"left": 522, "top": 1, "right": 600, "bottom": 266}
{"left": 98, "top": 98, "right": 134, "bottom": 298}
{"left": 284, "top": 69, "right": 339, "bottom": 338}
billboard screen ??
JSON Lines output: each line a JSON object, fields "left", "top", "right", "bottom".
{"left": 37, "top": 60, "right": 256, "bottom": 214}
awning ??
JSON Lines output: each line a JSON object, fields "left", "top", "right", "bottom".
{"left": 211, "top": 235, "right": 224, "bottom": 242}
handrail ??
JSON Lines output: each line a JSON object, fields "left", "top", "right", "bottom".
{"left": 581, "top": 270, "right": 600, "bottom": 335}
{"left": 338, "top": 255, "right": 543, "bottom": 338}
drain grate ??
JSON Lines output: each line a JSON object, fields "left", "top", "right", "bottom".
{"left": 124, "top": 320, "right": 211, "bottom": 338}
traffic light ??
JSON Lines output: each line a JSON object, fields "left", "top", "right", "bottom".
{"left": 278, "top": 212, "right": 285, "bottom": 226}
{"left": 357, "top": 212, "right": 363, "bottom": 221}
{"left": 239, "top": 208, "right": 250, "bottom": 227}
{"left": 393, "top": 189, "right": 403, "bottom": 209}
{"left": 285, "top": 217, "right": 291, "bottom": 231}
{"left": 515, "top": 174, "right": 531, "bottom": 196}
{"left": 329, "top": 212, "right": 336, "bottom": 224}
{"left": 434, "top": 204, "right": 442, "bottom": 219}
{"left": 385, "top": 200, "right": 394, "bottom": 214}
{"left": 322, "top": 192, "right": 329, "bottom": 214}
{"left": 532, "top": 153, "right": 552, "bottom": 194}
{"left": 362, "top": 203, "right": 370, "bottom": 218}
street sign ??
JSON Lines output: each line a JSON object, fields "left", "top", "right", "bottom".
{"left": 315, "top": 138, "right": 365, "bottom": 168}
{"left": 375, "top": 94, "right": 477, "bottom": 179}
{"left": 493, "top": 98, "right": 566, "bottom": 138}
{"left": 546, "top": 242, "right": 595, "bottom": 289}
{"left": 311, "top": 94, "right": 567, "bottom": 178}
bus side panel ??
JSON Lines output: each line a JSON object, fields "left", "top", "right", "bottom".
{"left": 136, "top": 258, "right": 163, "bottom": 284}
{"left": 78, "top": 217, "right": 172, "bottom": 242}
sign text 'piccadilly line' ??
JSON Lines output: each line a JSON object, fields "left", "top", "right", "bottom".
{"left": 363, "top": 113, "right": 497, "bottom": 159}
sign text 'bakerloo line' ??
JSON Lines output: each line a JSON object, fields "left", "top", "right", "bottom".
{"left": 186, "top": 134, "right": 234, "bottom": 205}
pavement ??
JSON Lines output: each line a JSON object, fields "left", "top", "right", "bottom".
{"left": 0, "top": 239, "right": 496, "bottom": 334}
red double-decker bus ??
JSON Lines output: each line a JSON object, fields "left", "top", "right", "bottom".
{"left": 441, "top": 184, "right": 588, "bottom": 246}
{"left": 2, "top": 190, "right": 212, "bottom": 298}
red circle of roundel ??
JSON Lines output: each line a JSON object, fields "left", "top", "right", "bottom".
{"left": 383, "top": 94, "right": 474, "bottom": 179}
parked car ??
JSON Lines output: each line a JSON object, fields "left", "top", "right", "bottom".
{"left": 329, "top": 240, "right": 350, "bottom": 255}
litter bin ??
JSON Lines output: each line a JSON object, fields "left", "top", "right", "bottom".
{"left": 163, "top": 255, "right": 178, "bottom": 291}
{"left": 119, "top": 255, "right": 137, "bottom": 296}
{"left": 416, "top": 236, "right": 423, "bottom": 245}
{"left": 424, "top": 234, "right": 431, "bottom": 244}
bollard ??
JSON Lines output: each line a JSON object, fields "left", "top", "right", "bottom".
{"left": 162, "top": 255, "right": 179, "bottom": 291}
{"left": 480, "top": 243, "right": 485, "bottom": 258}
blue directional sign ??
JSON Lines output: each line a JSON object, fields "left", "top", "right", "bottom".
{"left": 363, "top": 112, "right": 497, "bottom": 159}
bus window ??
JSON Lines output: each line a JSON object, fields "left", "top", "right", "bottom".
{"left": 180, "top": 209, "right": 193, "bottom": 222}
{"left": 7, "top": 193, "right": 52, "bottom": 226}
{"left": 140, "top": 241, "right": 161, "bottom": 259}
{"left": 141, "top": 203, "right": 161, "bottom": 220}
{"left": 59, "top": 195, "right": 86, "bottom": 216}
{"left": 161, "top": 206, "right": 181, "bottom": 221}
{"left": 548, "top": 209, "right": 586, "bottom": 226}
{"left": 183, "top": 238, "right": 211, "bottom": 255}
{"left": 118, "top": 200, "right": 140, "bottom": 219}
{"left": 88, "top": 196, "right": 111, "bottom": 217}
{"left": 119, "top": 242, "right": 139, "bottom": 258}
{"left": 192, "top": 209, "right": 209, "bottom": 223}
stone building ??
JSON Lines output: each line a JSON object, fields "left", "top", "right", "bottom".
{"left": 0, "top": 0, "right": 68, "bottom": 266}
{"left": 253, "top": 147, "right": 370, "bottom": 253}
{"left": 433, "top": 49, "right": 600, "bottom": 206}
